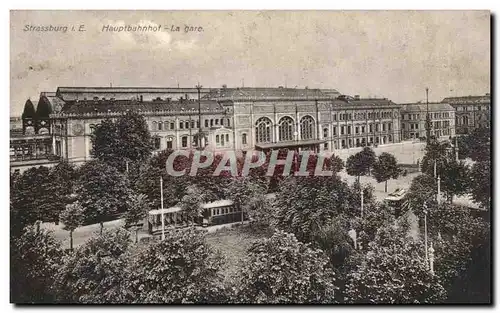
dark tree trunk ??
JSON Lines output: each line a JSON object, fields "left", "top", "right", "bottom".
{"left": 385, "top": 180, "right": 388, "bottom": 193}
{"left": 100, "top": 222, "right": 103, "bottom": 235}
{"left": 70, "top": 230, "right": 73, "bottom": 251}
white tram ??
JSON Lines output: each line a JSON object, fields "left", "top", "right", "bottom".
{"left": 145, "top": 199, "right": 247, "bottom": 234}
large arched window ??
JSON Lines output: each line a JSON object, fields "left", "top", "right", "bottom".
{"left": 300, "top": 115, "right": 315, "bottom": 140}
{"left": 255, "top": 117, "right": 273, "bottom": 143}
{"left": 278, "top": 116, "right": 294, "bottom": 141}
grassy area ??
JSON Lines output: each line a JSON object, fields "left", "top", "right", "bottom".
{"left": 205, "top": 225, "right": 272, "bottom": 281}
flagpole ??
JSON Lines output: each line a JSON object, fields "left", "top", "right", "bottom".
{"left": 160, "top": 176, "right": 165, "bottom": 241}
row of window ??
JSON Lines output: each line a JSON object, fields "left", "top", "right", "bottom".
{"left": 150, "top": 118, "right": 231, "bottom": 131}
{"left": 255, "top": 116, "right": 316, "bottom": 143}
{"left": 153, "top": 136, "right": 187, "bottom": 150}
{"left": 153, "top": 133, "right": 236, "bottom": 150}
{"left": 456, "top": 105, "right": 489, "bottom": 111}
{"left": 215, "top": 134, "right": 231, "bottom": 147}
{"left": 211, "top": 206, "right": 240, "bottom": 217}
{"left": 205, "top": 118, "right": 231, "bottom": 128}
{"left": 338, "top": 136, "right": 393, "bottom": 148}
{"left": 401, "top": 123, "right": 420, "bottom": 130}
{"left": 337, "top": 123, "right": 393, "bottom": 136}
{"left": 335, "top": 111, "right": 395, "bottom": 121}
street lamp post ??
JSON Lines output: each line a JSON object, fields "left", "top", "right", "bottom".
{"left": 429, "top": 242, "right": 435, "bottom": 275}
{"left": 437, "top": 175, "right": 441, "bottom": 205}
{"left": 423, "top": 202, "right": 429, "bottom": 264}
{"left": 160, "top": 176, "right": 165, "bottom": 241}
{"left": 360, "top": 187, "right": 364, "bottom": 218}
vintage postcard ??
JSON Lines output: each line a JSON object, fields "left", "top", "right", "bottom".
{"left": 9, "top": 10, "right": 491, "bottom": 304}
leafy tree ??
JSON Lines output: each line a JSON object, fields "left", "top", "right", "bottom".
{"left": 351, "top": 202, "right": 396, "bottom": 250}
{"left": 359, "top": 147, "right": 377, "bottom": 172}
{"left": 90, "top": 118, "right": 119, "bottom": 166}
{"left": 178, "top": 185, "right": 210, "bottom": 225}
{"left": 372, "top": 152, "right": 400, "bottom": 193}
{"left": 75, "top": 160, "right": 131, "bottom": 232}
{"left": 312, "top": 215, "right": 354, "bottom": 268}
{"left": 48, "top": 161, "right": 77, "bottom": 223}
{"left": 346, "top": 147, "right": 375, "bottom": 182}
{"left": 329, "top": 154, "right": 345, "bottom": 173}
{"left": 11, "top": 225, "right": 64, "bottom": 303}
{"left": 59, "top": 201, "right": 85, "bottom": 251}
{"left": 469, "top": 160, "right": 491, "bottom": 209}
{"left": 53, "top": 228, "right": 132, "bottom": 303}
{"left": 133, "top": 164, "right": 190, "bottom": 209}
{"left": 404, "top": 174, "right": 437, "bottom": 217}
{"left": 273, "top": 176, "right": 352, "bottom": 243}
{"left": 346, "top": 180, "right": 376, "bottom": 219}
{"left": 125, "top": 228, "right": 226, "bottom": 303}
{"left": 415, "top": 202, "right": 490, "bottom": 302}
{"left": 439, "top": 160, "right": 470, "bottom": 203}
{"left": 124, "top": 193, "right": 150, "bottom": 243}
{"left": 11, "top": 166, "right": 53, "bottom": 224}
{"left": 421, "top": 140, "right": 453, "bottom": 178}
{"left": 457, "top": 126, "right": 490, "bottom": 162}
{"left": 235, "top": 230, "right": 337, "bottom": 303}
{"left": 91, "top": 112, "right": 154, "bottom": 171}
{"left": 344, "top": 225, "right": 447, "bottom": 304}
{"left": 226, "top": 177, "right": 269, "bottom": 226}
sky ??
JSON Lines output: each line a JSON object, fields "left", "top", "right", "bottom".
{"left": 10, "top": 10, "right": 490, "bottom": 116}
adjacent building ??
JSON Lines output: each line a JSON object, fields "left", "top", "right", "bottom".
{"left": 400, "top": 102, "right": 456, "bottom": 140}
{"left": 442, "top": 93, "right": 491, "bottom": 135}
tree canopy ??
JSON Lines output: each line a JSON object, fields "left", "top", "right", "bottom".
{"left": 11, "top": 225, "right": 64, "bottom": 303}
{"left": 125, "top": 228, "right": 227, "bottom": 303}
{"left": 235, "top": 231, "right": 337, "bottom": 303}
{"left": 75, "top": 160, "right": 131, "bottom": 229}
{"left": 344, "top": 225, "right": 447, "bottom": 304}
{"left": 346, "top": 147, "right": 376, "bottom": 181}
{"left": 91, "top": 112, "right": 154, "bottom": 171}
{"left": 372, "top": 152, "right": 400, "bottom": 193}
{"left": 53, "top": 228, "right": 132, "bottom": 303}
{"left": 272, "top": 176, "right": 352, "bottom": 243}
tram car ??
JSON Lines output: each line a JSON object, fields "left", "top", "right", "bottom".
{"left": 384, "top": 188, "right": 407, "bottom": 218}
{"left": 145, "top": 199, "right": 248, "bottom": 234}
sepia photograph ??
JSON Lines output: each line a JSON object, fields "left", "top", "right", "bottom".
{"left": 9, "top": 9, "right": 491, "bottom": 304}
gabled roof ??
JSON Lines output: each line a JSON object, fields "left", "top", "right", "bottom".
{"left": 44, "top": 95, "right": 66, "bottom": 114}
{"left": 21, "top": 99, "right": 36, "bottom": 119}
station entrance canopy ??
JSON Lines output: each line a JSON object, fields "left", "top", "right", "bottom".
{"left": 254, "top": 139, "right": 326, "bottom": 152}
